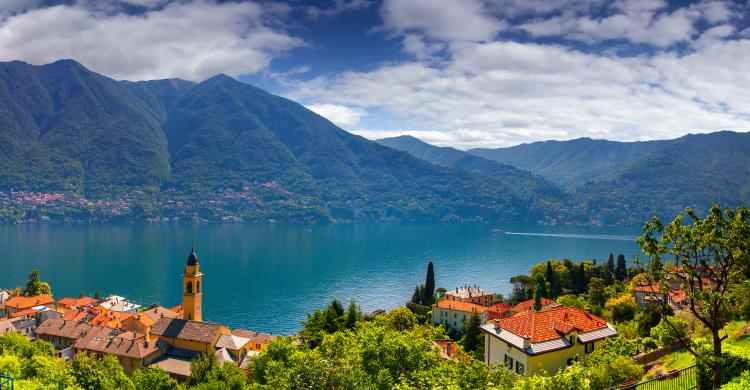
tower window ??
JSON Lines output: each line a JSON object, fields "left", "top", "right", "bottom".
{"left": 186, "top": 281, "right": 193, "bottom": 294}
{"left": 197, "top": 281, "right": 200, "bottom": 293}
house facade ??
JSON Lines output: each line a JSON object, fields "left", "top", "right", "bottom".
{"left": 481, "top": 306, "right": 617, "bottom": 375}
{"left": 432, "top": 300, "right": 488, "bottom": 332}
{"left": 445, "top": 286, "right": 493, "bottom": 307}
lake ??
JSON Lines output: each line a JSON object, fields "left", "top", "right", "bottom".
{"left": 0, "top": 223, "right": 642, "bottom": 335}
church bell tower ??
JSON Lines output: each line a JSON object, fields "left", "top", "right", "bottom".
{"left": 182, "top": 246, "right": 203, "bottom": 322}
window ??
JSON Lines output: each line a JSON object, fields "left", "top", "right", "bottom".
{"left": 516, "top": 361, "right": 525, "bottom": 374}
{"left": 186, "top": 281, "right": 193, "bottom": 294}
{"left": 197, "top": 281, "right": 201, "bottom": 293}
{"left": 504, "top": 354, "right": 514, "bottom": 370}
{"left": 585, "top": 342, "right": 595, "bottom": 354}
{"left": 569, "top": 336, "right": 575, "bottom": 345}
{"left": 566, "top": 357, "right": 577, "bottom": 366}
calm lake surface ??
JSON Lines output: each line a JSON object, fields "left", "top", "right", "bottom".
{"left": 0, "top": 223, "right": 641, "bottom": 335}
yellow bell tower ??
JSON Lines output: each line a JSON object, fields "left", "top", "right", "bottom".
{"left": 182, "top": 246, "right": 203, "bottom": 322}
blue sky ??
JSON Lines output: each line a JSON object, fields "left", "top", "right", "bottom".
{"left": 1, "top": 0, "right": 749, "bottom": 148}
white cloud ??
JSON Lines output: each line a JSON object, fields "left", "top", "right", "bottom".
{"left": 0, "top": 0, "right": 303, "bottom": 81}
{"left": 518, "top": 0, "right": 734, "bottom": 48}
{"left": 287, "top": 37, "right": 750, "bottom": 149}
{"left": 380, "top": 0, "right": 505, "bottom": 42}
{"left": 305, "top": 103, "right": 368, "bottom": 128}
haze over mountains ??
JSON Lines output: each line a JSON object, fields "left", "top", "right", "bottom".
{"left": 1, "top": 59, "right": 747, "bottom": 225}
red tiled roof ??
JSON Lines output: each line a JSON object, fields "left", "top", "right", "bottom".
{"left": 57, "top": 296, "right": 97, "bottom": 308}
{"left": 4, "top": 295, "right": 54, "bottom": 310}
{"left": 510, "top": 298, "right": 554, "bottom": 314}
{"left": 433, "top": 300, "right": 487, "bottom": 313}
{"left": 496, "top": 306, "right": 608, "bottom": 343}
{"left": 488, "top": 303, "right": 509, "bottom": 313}
{"left": 62, "top": 309, "right": 89, "bottom": 322}
{"left": 10, "top": 308, "right": 37, "bottom": 318}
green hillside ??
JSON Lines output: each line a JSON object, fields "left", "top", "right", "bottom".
{"left": 0, "top": 60, "right": 543, "bottom": 223}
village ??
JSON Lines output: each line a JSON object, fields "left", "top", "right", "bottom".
{"left": 0, "top": 248, "right": 278, "bottom": 381}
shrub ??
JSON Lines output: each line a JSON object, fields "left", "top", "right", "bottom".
{"left": 697, "top": 343, "right": 750, "bottom": 389}
{"left": 605, "top": 295, "right": 638, "bottom": 323}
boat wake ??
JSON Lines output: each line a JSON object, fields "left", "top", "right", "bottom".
{"left": 503, "top": 232, "right": 637, "bottom": 241}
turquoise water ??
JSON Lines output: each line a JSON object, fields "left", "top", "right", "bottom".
{"left": 0, "top": 223, "right": 641, "bottom": 335}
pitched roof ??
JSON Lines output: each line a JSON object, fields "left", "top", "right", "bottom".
{"left": 123, "top": 313, "right": 156, "bottom": 328}
{"left": 151, "top": 318, "right": 226, "bottom": 344}
{"left": 152, "top": 357, "right": 192, "bottom": 378}
{"left": 509, "top": 298, "right": 555, "bottom": 315}
{"left": 488, "top": 303, "right": 509, "bottom": 313}
{"left": 445, "top": 286, "right": 492, "bottom": 299}
{"left": 57, "top": 296, "right": 97, "bottom": 308}
{"left": 433, "top": 299, "right": 487, "bottom": 313}
{"left": 89, "top": 311, "right": 133, "bottom": 328}
{"left": 215, "top": 334, "right": 251, "bottom": 350}
{"left": 141, "top": 306, "right": 181, "bottom": 323}
{"left": 496, "top": 306, "right": 609, "bottom": 343}
{"left": 61, "top": 309, "right": 89, "bottom": 322}
{"left": 231, "top": 329, "right": 278, "bottom": 344}
{"left": 73, "top": 326, "right": 162, "bottom": 359}
{"left": 3, "top": 295, "right": 54, "bottom": 310}
{"left": 35, "top": 318, "right": 92, "bottom": 340}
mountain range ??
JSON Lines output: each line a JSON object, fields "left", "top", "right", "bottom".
{"left": 379, "top": 131, "right": 750, "bottom": 225}
{"left": 0, "top": 60, "right": 539, "bottom": 223}
{"left": 1, "top": 59, "right": 747, "bottom": 225}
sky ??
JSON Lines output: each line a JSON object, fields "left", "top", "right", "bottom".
{"left": 1, "top": 0, "right": 749, "bottom": 149}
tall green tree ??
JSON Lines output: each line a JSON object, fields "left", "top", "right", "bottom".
{"left": 510, "top": 275, "right": 533, "bottom": 304}
{"left": 638, "top": 205, "right": 750, "bottom": 389}
{"left": 23, "top": 269, "right": 51, "bottom": 297}
{"left": 545, "top": 261, "right": 561, "bottom": 298}
{"left": 587, "top": 277, "right": 606, "bottom": 309}
{"left": 423, "top": 261, "right": 436, "bottom": 306}
{"left": 533, "top": 274, "right": 549, "bottom": 311}
{"left": 606, "top": 253, "right": 615, "bottom": 274}
{"left": 615, "top": 254, "right": 628, "bottom": 281}
{"left": 463, "top": 311, "right": 483, "bottom": 355}
{"left": 345, "top": 300, "right": 362, "bottom": 330}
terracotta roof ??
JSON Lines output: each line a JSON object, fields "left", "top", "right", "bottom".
{"left": 169, "top": 305, "right": 183, "bottom": 315}
{"left": 510, "top": 298, "right": 555, "bottom": 315}
{"left": 142, "top": 307, "right": 181, "bottom": 323}
{"left": 231, "top": 329, "right": 278, "bottom": 344}
{"left": 57, "top": 297, "right": 97, "bottom": 308}
{"left": 74, "top": 326, "right": 162, "bottom": 359}
{"left": 89, "top": 311, "right": 133, "bottom": 328}
{"left": 35, "top": 318, "right": 92, "bottom": 340}
{"left": 10, "top": 308, "right": 38, "bottom": 318}
{"left": 433, "top": 300, "right": 487, "bottom": 313}
{"left": 151, "top": 318, "right": 225, "bottom": 344}
{"left": 633, "top": 284, "right": 662, "bottom": 293}
{"left": 496, "top": 306, "right": 609, "bottom": 343}
{"left": 62, "top": 309, "right": 89, "bottom": 322}
{"left": 4, "top": 295, "right": 54, "bottom": 310}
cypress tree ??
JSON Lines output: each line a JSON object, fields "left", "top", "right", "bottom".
{"left": 545, "top": 261, "right": 560, "bottom": 298}
{"left": 575, "top": 263, "right": 587, "bottom": 294}
{"left": 606, "top": 253, "right": 615, "bottom": 274}
{"left": 345, "top": 300, "right": 362, "bottom": 329}
{"left": 423, "top": 261, "right": 436, "bottom": 306}
{"left": 533, "top": 274, "right": 548, "bottom": 311}
{"left": 463, "top": 311, "right": 482, "bottom": 352}
{"left": 615, "top": 254, "right": 628, "bottom": 281}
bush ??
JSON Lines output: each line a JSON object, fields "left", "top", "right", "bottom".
{"left": 641, "top": 337, "right": 658, "bottom": 351}
{"left": 604, "top": 295, "right": 638, "bottom": 323}
{"left": 721, "top": 370, "right": 750, "bottom": 389}
{"left": 650, "top": 316, "right": 689, "bottom": 346}
{"left": 697, "top": 343, "right": 750, "bottom": 389}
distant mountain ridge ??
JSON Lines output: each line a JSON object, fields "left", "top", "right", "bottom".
{"left": 377, "top": 135, "right": 566, "bottom": 203}
{"left": 0, "top": 60, "right": 541, "bottom": 223}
